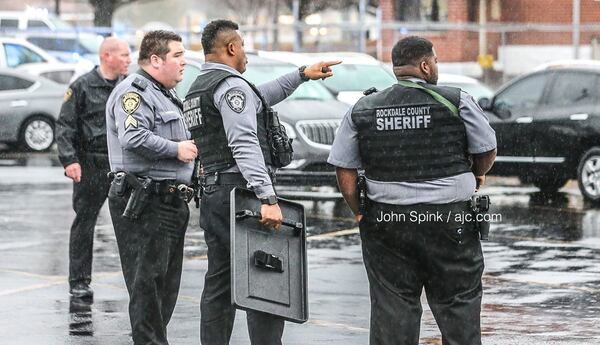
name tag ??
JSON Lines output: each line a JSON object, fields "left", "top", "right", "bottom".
{"left": 183, "top": 96, "right": 202, "bottom": 130}
{"left": 375, "top": 105, "right": 432, "bottom": 131}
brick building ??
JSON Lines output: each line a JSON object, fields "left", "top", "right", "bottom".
{"left": 379, "top": 0, "right": 600, "bottom": 63}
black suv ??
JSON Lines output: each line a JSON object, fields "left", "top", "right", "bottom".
{"left": 480, "top": 61, "right": 600, "bottom": 202}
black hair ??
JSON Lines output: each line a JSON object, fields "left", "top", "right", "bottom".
{"left": 391, "top": 36, "right": 434, "bottom": 67}
{"left": 201, "top": 19, "right": 239, "bottom": 54}
{"left": 138, "top": 30, "right": 182, "bottom": 64}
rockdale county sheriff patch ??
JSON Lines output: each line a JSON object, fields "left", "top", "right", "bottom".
{"left": 376, "top": 105, "right": 432, "bottom": 131}
{"left": 182, "top": 96, "right": 202, "bottom": 130}
{"left": 225, "top": 89, "right": 246, "bottom": 113}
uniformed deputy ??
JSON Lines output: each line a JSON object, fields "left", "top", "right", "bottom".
{"left": 184, "top": 19, "right": 339, "bottom": 345}
{"left": 56, "top": 37, "right": 131, "bottom": 299}
{"left": 328, "top": 36, "right": 497, "bottom": 345}
{"left": 105, "top": 30, "right": 197, "bottom": 345}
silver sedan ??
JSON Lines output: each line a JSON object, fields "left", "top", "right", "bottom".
{"left": 0, "top": 68, "right": 65, "bottom": 151}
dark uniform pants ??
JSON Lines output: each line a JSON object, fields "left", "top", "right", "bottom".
{"left": 359, "top": 201, "right": 484, "bottom": 345}
{"left": 199, "top": 184, "right": 284, "bottom": 345}
{"left": 108, "top": 190, "right": 189, "bottom": 345}
{"left": 69, "top": 153, "right": 110, "bottom": 288}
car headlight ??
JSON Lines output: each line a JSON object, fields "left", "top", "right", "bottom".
{"left": 281, "top": 121, "right": 296, "bottom": 140}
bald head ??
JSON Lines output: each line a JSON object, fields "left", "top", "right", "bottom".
{"left": 98, "top": 36, "right": 131, "bottom": 80}
{"left": 99, "top": 37, "right": 127, "bottom": 58}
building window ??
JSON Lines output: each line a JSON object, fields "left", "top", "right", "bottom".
{"left": 395, "top": 0, "right": 448, "bottom": 22}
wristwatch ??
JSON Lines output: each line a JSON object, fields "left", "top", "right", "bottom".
{"left": 298, "top": 65, "right": 310, "bottom": 82}
{"left": 260, "top": 195, "right": 278, "bottom": 205}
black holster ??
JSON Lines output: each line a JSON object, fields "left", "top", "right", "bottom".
{"left": 470, "top": 194, "right": 491, "bottom": 240}
{"left": 108, "top": 171, "right": 153, "bottom": 221}
{"left": 123, "top": 177, "right": 152, "bottom": 220}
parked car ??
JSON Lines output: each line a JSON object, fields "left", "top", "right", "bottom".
{"left": 16, "top": 62, "right": 77, "bottom": 85}
{"left": 258, "top": 51, "right": 493, "bottom": 102}
{"left": 25, "top": 33, "right": 102, "bottom": 64}
{"left": 479, "top": 60, "right": 600, "bottom": 202}
{"left": 258, "top": 51, "right": 397, "bottom": 105}
{"left": 0, "top": 10, "right": 73, "bottom": 33}
{"left": 0, "top": 37, "right": 57, "bottom": 68}
{"left": 129, "top": 52, "right": 350, "bottom": 186}
{"left": 437, "top": 73, "right": 494, "bottom": 101}
{"left": 0, "top": 68, "right": 65, "bottom": 151}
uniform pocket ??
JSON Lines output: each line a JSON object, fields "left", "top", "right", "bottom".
{"left": 156, "top": 110, "right": 185, "bottom": 139}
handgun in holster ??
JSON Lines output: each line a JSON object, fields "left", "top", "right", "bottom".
{"left": 123, "top": 177, "right": 153, "bottom": 220}
{"left": 357, "top": 174, "right": 367, "bottom": 216}
{"left": 470, "top": 194, "right": 491, "bottom": 241}
{"left": 266, "top": 108, "right": 293, "bottom": 168}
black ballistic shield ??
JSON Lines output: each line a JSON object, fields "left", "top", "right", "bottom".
{"left": 230, "top": 188, "right": 308, "bottom": 323}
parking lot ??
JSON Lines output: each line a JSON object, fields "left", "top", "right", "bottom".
{"left": 0, "top": 152, "right": 599, "bottom": 345}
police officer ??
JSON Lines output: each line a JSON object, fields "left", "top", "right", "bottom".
{"left": 184, "top": 19, "right": 339, "bottom": 345}
{"left": 56, "top": 37, "right": 131, "bottom": 299}
{"left": 105, "top": 30, "right": 197, "bottom": 345}
{"left": 328, "top": 36, "right": 497, "bottom": 345}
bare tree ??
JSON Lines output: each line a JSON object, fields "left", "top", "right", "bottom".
{"left": 88, "top": 0, "right": 156, "bottom": 27}
{"left": 395, "top": 0, "right": 421, "bottom": 21}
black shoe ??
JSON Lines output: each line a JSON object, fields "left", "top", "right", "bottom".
{"left": 70, "top": 282, "right": 93, "bottom": 299}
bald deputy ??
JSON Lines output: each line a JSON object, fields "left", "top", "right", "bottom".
{"left": 56, "top": 36, "right": 131, "bottom": 300}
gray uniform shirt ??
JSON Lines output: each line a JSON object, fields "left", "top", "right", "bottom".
{"left": 106, "top": 72, "right": 194, "bottom": 184}
{"left": 327, "top": 77, "right": 497, "bottom": 205}
{"left": 200, "top": 62, "right": 303, "bottom": 198}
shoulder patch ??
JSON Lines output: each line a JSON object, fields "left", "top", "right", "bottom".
{"left": 121, "top": 92, "right": 141, "bottom": 115}
{"left": 63, "top": 88, "right": 73, "bottom": 102}
{"left": 225, "top": 89, "right": 246, "bottom": 113}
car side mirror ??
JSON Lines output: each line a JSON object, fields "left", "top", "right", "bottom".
{"left": 495, "top": 108, "right": 512, "bottom": 119}
{"left": 478, "top": 97, "right": 492, "bottom": 110}
{"left": 479, "top": 97, "right": 511, "bottom": 119}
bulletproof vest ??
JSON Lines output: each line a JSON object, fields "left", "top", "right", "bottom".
{"left": 184, "top": 70, "right": 273, "bottom": 174}
{"left": 351, "top": 82, "right": 471, "bottom": 182}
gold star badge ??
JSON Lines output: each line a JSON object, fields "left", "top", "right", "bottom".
{"left": 121, "top": 92, "right": 141, "bottom": 115}
{"left": 63, "top": 88, "right": 73, "bottom": 102}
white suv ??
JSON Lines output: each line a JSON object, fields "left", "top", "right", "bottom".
{"left": 0, "top": 10, "right": 72, "bottom": 32}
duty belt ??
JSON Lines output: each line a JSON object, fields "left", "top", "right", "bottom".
{"left": 202, "top": 172, "right": 248, "bottom": 186}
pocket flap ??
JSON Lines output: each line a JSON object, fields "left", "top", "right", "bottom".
{"left": 157, "top": 110, "right": 180, "bottom": 123}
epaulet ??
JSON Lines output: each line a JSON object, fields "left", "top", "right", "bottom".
{"left": 363, "top": 87, "right": 378, "bottom": 96}
{"left": 132, "top": 77, "right": 147, "bottom": 91}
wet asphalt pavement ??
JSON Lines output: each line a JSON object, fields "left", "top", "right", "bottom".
{"left": 0, "top": 152, "right": 599, "bottom": 344}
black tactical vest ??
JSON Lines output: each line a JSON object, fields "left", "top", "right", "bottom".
{"left": 351, "top": 82, "right": 471, "bottom": 182}
{"left": 183, "top": 70, "right": 272, "bottom": 174}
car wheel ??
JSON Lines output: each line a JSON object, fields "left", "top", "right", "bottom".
{"left": 20, "top": 116, "right": 55, "bottom": 152}
{"left": 519, "top": 175, "right": 568, "bottom": 193}
{"left": 577, "top": 147, "right": 600, "bottom": 203}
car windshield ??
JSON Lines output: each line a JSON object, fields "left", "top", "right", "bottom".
{"left": 321, "top": 64, "right": 396, "bottom": 92}
{"left": 176, "top": 63, "right": 334, "bottom": 101}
